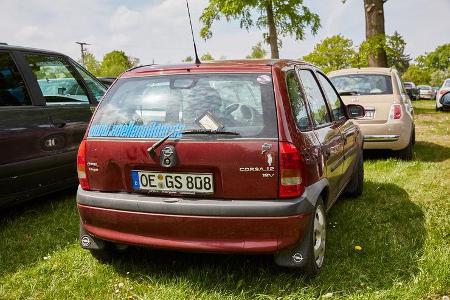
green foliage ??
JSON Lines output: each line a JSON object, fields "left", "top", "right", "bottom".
{"left": 416, "top": 43, "right": 450, "bottom": 71}
{"left": 302, "top": 35, "right": 358, "bottom": 73}
{"left": 79, "top": 51, "right": 101, "bottom": 76}
{"left": 200, "top": 53, "right": 214, "bottom": 61}
{"left": 430, "top": 67, "right": 450, "bottom": 87}
{"left": 359, "top": 32, "right": 410, "bottom": 74}
{"left": 200, "top": 0, "right": 320, "bottom": 57}
{"left": 402, "top": 65, "right": 431, "bottom": 85}
{"left": 246, "top": 42, "right": 267, "bottom": 59}
{"left": 97, "top": 50, "right": 139, "bottom": 77}
{"left": 385, "top": 32, "right": 410, "bottom": 74}
{"left": 183, "top": 56, "right": 193, "bottom": 62}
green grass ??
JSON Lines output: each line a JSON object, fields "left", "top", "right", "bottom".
{"left": 1, "top": 100, "right": 449, "bottom": 299}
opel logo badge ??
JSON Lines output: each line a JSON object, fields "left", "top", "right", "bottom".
{"left": 160, "top": 145, "right": 177, "bottom": 168}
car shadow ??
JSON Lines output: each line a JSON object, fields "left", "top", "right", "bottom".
{"left": 102, "top": 181, "right": 425, "bottom": 296}
{"left": 0, "top": 188, "right": 79, "bottom": 277}
{"left": 363, "top": 141, "right": 450, "bottom": 162}
{"left": 413, "top": 141, "right": 450, "bottom": 162}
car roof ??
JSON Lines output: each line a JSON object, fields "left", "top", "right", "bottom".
{"left": 121, "top": 59, "right": 314, "bottom": 78}
{"left": 0, "top": 44, "right": 66, "bottom": 56}
{"left": 328, "top": 67, "right": 394, "bottom": 77}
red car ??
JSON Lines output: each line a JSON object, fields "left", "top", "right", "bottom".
{"left": 77, "top": 60, "right": 365, "bottom": 275}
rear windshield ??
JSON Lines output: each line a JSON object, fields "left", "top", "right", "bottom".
{"left": 89, "top": 73, "right": 277, "bottom": 139}
{"left": 418, "top": 85, "right": 431, "bottom": 90}
{"left": 444, "top": 80, "right": 450, "bottom": 88}
{"left": 330, "top": 74, "right": 393, "bottom": 95}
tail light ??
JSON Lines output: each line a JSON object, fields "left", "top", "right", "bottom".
{"left": 389, "top": 104, "right": 402, "bottom": 120}
{"left": 77, "top": 139, "right": 90, "bottom": 190}
{"left": 279, "top": 142, "right": 304, "bottom": 198}
{"left": 439, "top": 89, "right": 448, "bottom": 95}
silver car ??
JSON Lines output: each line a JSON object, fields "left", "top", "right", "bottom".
{"left": 436, "top": 79, "right": 450, "bottom": 111}
{"left": 417, "top": 85, "right": 435, "bottom": 100}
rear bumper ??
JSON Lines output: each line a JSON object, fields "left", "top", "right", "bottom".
{"left": 77, "top": 185, "right": 320, "bottom": 253}
{"left": 359, "top": 120, "right": 412, "bottom": 150}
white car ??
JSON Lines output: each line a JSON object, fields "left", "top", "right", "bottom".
{"left": 436, "top": 78, "right": 450, "bottom": 111}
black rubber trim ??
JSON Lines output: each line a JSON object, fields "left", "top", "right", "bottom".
{"left": 77, "top": 187, "right": 315, "bottom": 217}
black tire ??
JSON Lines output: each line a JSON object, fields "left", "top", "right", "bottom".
{"left": 397, "top": 138, "right": 413, "bottom": 161}
{"left": 302, "top": 198, "right": 326, "bottom": 277}
{"left": 411, "top": 126, "right": 416, "bottom": 145}
{"left": 344, "top": 150, "right": 364, "bottom": 197}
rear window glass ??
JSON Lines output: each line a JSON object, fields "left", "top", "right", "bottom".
{"left": 89, "top": 73, "right": 277, "bottom": 139}
{"left": 330, "top": 74, "right": 393, "bottom": 95}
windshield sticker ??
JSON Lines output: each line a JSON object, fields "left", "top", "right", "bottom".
{"left": 88, "top": 123, "right": 186, "bottom": 139}
{"left": 195, "top": 111, "right": 224, "bottom": 131}
{"left": 257, "top": 75, "right": 271, "bottom": 85}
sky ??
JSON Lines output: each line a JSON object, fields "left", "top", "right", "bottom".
{"left": 0, "top": 0, "right": 449, "bottom": 65}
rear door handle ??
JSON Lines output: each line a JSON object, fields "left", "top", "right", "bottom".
{"left": 51, "top": 119, "right": 66, "bottom": 128}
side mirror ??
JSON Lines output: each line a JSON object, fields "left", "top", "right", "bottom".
{"left": 346, "top": 104, "right": 365, "bottom": 119}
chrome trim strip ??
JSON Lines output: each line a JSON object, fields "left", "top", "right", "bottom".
{"left": 363, "top": 135, "right": 400, "bottom": 142}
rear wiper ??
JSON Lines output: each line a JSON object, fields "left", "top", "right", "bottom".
{"left": 147, "top": 128, "right": 239, "bottom": 155}
{"left": 339, "top": 91, "right": 360, "bottom": 96}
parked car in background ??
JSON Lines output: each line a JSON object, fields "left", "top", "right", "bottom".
{"left": 329, "top": 68, "right": 415, "bottom": 160}
{"left": 77, "top": 59, "right": 365, "bottom": 275}
{"left": 403, "top": 82, "right": 419, "bottom": 100}
{"left": 98, "top": 77, "right": 115, "bottom": 87}
{"left": 417, "top": 85, "right": 435, "bottom": 100}
{"left": 437, "top": 91, "right": 450, "bottom": 111}
{"left": 436, "top": 78, "right": 450, "bottom": 111}
{"left": 0, "top": 44, "right": 107, "bottom": 208}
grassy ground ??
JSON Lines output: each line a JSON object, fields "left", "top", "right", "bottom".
{"left": 0, "top": 100, "right": 449, "bottom": 300}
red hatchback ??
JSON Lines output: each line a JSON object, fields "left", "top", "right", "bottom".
{"left": 77, "top": 60, "right": 365, "bottom": 275}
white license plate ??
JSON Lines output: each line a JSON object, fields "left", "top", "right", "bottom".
{"left": 364, "top": 109, "right": 375, "bottom": 119}
{"left": 131, "top": 171, "right": 214, "bottom": 194}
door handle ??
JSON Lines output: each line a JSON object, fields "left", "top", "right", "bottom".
{"left": 51, "top": 119, "right": 66, "bottom": 128}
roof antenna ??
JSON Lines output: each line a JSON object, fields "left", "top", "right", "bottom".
{"left": 185, "top": 0, "right": 201, "bottom": 64}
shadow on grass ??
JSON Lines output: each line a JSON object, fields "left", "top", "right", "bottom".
{"left": 0, "top": 188, "right": 78, "bottom": 276}
{"left": 100, "top": 181, "right": 425, "bottom": 297}
{"left": 363, "top": 141, "right": 450, "bottom": 162}
{"left": 413, "top": 141, "right": 450, "bottom": 162}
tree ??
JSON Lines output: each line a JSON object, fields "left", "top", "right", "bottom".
{"left": 430, "top": 68, "right": 450, "bottom": 87}
{"left": 183, "top": 56, "right": 193, "bottom": 62}
{"left": 416, "top": 43, "right": 450, "bottom": 71}
{"left": 363, "top": 0, "right": 388, "bottom": 67}
{"left": 200, "top": 0, "right": 320, "bottom": 59}
{"left": 402, "top": 65, "right": 431, "bottom": 85}
{"left": 98, "top": 50, "right": 138, "bottom": 77}
{"left": 246, "top": 42, "right": 268, "bottom": 59}
{"left": 385, "top": 32, "right": 410, "bottom": 74}
{"left": 200, "top": 53, "right": 214, "bottom": 61}
{"left": 302, "top": 35, "right": 358, "bottom": 73}
{"left": 359, "top": 32, "right": 410, "bottom": 73}
{"left": 79, "top": 51, "right": 100, "bottom": 76}
{"left": 343, "top": 0, "right": 389, "bottom": 67}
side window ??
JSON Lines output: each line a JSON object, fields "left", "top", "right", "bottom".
{"left": 298, "top": 69, "right": 331, "bottom": 127}
{"left": 0, "top": 52, "right": 31, "bottom": 106}
{"left": 285, "top": 70, "right": 310, "bottom": 131}
{"left": 26, "top": 55, "right": 89, "bottom": 104}
{"left": 74, "top": 64, "right": 106, "bottom": 101}
{"left": 317, "top": 72, "right": 346, "bottom": 121}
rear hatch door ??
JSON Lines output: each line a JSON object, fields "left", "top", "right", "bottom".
{"left": 85, "top": 72, "right": 279, "bottom": 199}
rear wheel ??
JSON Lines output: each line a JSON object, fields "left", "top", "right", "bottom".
{"left": 344, "top": 150, "right": 364, "bottom": 197}
{"left": 302, "top": 198, "right": 326, "bottom": 276}
{"left": 397, "top": 136, "right": 413, "bottom": 161}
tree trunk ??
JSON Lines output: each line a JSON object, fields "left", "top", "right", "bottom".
{"left": 364, "top": 0, "right": 388, "bottom": 67}
{"left": 266, "top": 1, "right": 279, "bottom": 59}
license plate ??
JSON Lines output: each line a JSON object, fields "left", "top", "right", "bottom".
{"left": 364, "top": 109, "right": 375, "bottom": 119}
{"left": 131, "top": 171, "right": 214, "bottom": 194}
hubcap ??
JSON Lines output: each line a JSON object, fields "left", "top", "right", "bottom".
{"left": 313, "top": 205, "right": 326, "bottom": 268}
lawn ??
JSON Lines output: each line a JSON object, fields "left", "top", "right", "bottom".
{"left": 0, "top": 100, "right": 449, "bottom": 300}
